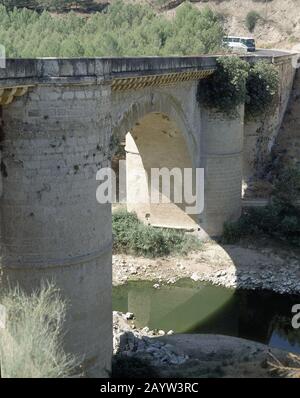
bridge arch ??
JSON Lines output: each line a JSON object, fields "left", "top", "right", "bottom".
{"left": 112, "top": 90, "right": 198, "bottom": 165}
{"left": 112, "top": 90, "right": 200, "bottom": 229}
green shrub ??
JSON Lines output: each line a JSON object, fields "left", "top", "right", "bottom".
{"left": 246, "top": 11, "right": 261, "bottom": 32}
{"left": 222, "top": 168, "right": 300, "bottom": 247}
{"left": 131, "top": 224, "right": 169, "bottom": 257}
{"left": 112, "top": 209, "right": 140, "bottom": 252}
{"left": 0, "top": 283, "right": 79, "bottom": 378}
{"left": 112, "top": 210, "right": 202, "bottom": 257}
{"left": 222, "top": 203, "right": 300, "bottom": 247}
{"left": 198, "top": 58, "right": 280, "bottom": 120}
{"left": 272, "top": 167, "right": 300, "bottom": 206}
{"left": 222, "top": 221, "right": 245, "bottom": 244}
{"left": 197, "top": 56, "right": 250, "bottom": 116}
{"left": 245, "top": 61, "right": 279, "bottom": 119}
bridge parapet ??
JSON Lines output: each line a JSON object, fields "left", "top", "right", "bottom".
{"left": 0, "top": 57, "right": 217, "bottom": 85}
{"left": 0, "top": 53, "right": 294, "bottom": 80}
{"left": 0, "top": 53, "right": 295, "bottom": 96}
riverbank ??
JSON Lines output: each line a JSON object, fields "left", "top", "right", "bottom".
{"left": 113, "top": 239, "right": 300, "bottom": 295}
{"left": 113, "top": 311, "right": 299, "bottom": 378}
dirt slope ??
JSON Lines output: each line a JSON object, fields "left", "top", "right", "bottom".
{"left": 146, "top": 0, "right": 300, "bottom": 49}
{"left": 54, "top": 0, "right": 300, "bottom": 49}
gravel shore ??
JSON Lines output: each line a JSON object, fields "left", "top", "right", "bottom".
{"left": 113, "top": 241, "right": 300, "bottom": 295}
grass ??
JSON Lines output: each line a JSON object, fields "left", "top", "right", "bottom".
{"left": 112, "top": 210, "right": 202, "bottom": 258}
{"left": 0, "top": 283, "right": 79, "bottom": 378}
{"left": 268, "top": 353, "right": 300, "bottom": 378}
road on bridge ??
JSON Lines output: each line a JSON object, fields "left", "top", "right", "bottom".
{"left": 254, "top": 49, "right": 295, "bottom": 57}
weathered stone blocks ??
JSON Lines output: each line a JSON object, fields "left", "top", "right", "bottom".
{"left": 1, "top": 82, "right": 112, "bottom": 377}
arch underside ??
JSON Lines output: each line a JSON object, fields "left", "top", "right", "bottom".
{"left": 112, "top": 89, "right": 200, "bottom": 230}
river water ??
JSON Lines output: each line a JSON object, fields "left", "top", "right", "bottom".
{"left": 113, "top": 279, "right": 300, "bottom": 353}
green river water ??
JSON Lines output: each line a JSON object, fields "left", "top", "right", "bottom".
{"left": 113, "top": 279, "right": 300, "bottom": 353}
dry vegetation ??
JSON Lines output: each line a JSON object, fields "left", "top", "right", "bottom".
{"left": 268, "top": 353, "right": 300, "bottom": 378}
{"left": 0, "top": 283, "right": 78, "bottom": 378}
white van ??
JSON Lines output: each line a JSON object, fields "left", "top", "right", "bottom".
{"left": 223, "top": 36, "right": 256, "bottom": 53}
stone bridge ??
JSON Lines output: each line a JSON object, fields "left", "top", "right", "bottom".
{"left": 0, "top": 54, "right": 295, "bottom": 376}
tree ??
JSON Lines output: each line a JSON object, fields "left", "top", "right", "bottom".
{"left": 197, "top": 57, "right": 250, "bottom": 115}
{"left": 246, "top": 10, "right": 261, "bottom": 32}
{"left": 0, "top": 1, "right": 224, "bottom": 57}
{"left": 245, "top": 61, "right": 279, "bottom": 119}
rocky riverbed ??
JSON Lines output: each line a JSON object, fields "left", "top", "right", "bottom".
{"left": 113, "top": 311, "right": 188, "bottom": 366}
{"left": 113, "top": 240, "right": 300, "bottom": 295}
{"left": 113, "top": 311, "right": 299, "bottom": 378}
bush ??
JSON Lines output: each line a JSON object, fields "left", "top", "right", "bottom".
{"left": 198, "top": 58, "right": 280, "bottom": 119}
{"left": 245, "top": 61, "right": 279, "bottom": 119}
{"left": 246, "top": 11, "right": 261, "bottom": 32}
{"left": 0, "top": 283, "right": 79, "bottom": 378}
{"left": 222, "top": 167, "right": 300, "bottom": 247}
{"left": 112, "top": 210, "right": 202, "bottom": 257}
{"left": 131, "top": 224, "right": 170, "bottom": 257}
{"left": 197, "top": 56, "right": 250, "bottom": 116}
{"left": 273, "top": 167, "right": 300, "bottom": 206}
{"left": 223, "top": 204, "right": 300, "bottom": 246}
{"left": 112, "top": 210, "right": 140, "bottom": 252}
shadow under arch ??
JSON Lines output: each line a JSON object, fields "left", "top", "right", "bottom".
{"left": 112, "top": 91, "right": 201, "bottom": 229}
{"left": 112, "top": 91, "right": 198, "bottom": 165}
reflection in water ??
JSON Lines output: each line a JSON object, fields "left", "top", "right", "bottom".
{"left": 113, "top": 280, "right": 300, "bottom": 353}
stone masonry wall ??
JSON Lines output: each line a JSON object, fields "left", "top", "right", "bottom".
{"left": 201, "top": 106, "right": 244, "bottom": 236}
{"left": 243, "top": 58, "right": 296, "bottom": 190}
{"left": 274, "top": 68, "right": 300, "bottom": 168}
{"left": 0, "top": 82, "right": 113, "bottom": 377}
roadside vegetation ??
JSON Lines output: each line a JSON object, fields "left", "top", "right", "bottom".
{"left": 222, "top": 167, "right": 300, "bottom": 247}
{"left": 245, "top": 10, "right": 261, "bottom": 33}
{"left": 0, "top": 283, "right": 78, "bottom": 378}
{"left": 245, "top": 61, "right": 279, "bottom": 120}
{"left": 197, "top": 56, "right": 250, "bottom": 116}
{"left": 0, "top": 1, "right": 224, "bottom": 57}
{"left": 198, "top": 57, "right": 279, "bottom": 118}
{"left": 112, "top": 210, "right": 202, "bottom": 257}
